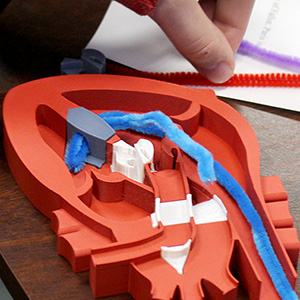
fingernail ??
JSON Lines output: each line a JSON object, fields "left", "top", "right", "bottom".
{"left": 201, "top": 61, "right": 233, "bottom": 84}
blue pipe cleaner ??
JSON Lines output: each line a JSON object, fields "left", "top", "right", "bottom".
{"left": 98, "top": 111, "right": 166, "bottom": 139}
{"left": 64, "top": 111, "right": 298, "bottom": 300}
{"left": 214, "top": 161, "right": 298, "bottom": 300}
{"left": 99, "top": 111, "right": 216, "bottom": 183}
{"left": 64, "top": 132, "right": 90, "bottom": 173}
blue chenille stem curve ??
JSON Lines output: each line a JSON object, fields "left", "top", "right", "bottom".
{"left": 64, "top": 132, "right": 90, "bottom": 173}
{"left": 64, "top": 111, "right": 298, "bottom": 300}
{"left": 99, "top": 111, "right": 216, "bottom": 184}
{"left": 214, "top": 161, "right": 298, "bottom": 300}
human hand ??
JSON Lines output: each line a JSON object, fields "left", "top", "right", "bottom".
{"left": 151, "top": 0, "right": 255, "bottom": 83}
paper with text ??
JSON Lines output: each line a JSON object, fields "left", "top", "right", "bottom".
{"left": 87, "top": 0, "right": 300, "bottom": 111}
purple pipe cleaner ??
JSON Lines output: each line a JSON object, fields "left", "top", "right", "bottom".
{"left": 238, "top": 40, "right": 300, "bottom": 72}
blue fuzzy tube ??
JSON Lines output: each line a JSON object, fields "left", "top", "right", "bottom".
{"left": 99, "top": 111, "right": 216, "bottom": 183}
{"left": 64, "top": 132, "right": 90, "bottom": 173}
{"left": 64, "top": 110, "right": 299, "bottom": 300}
{"left": 214, "top": 161, "right": 298, "bottom": 300}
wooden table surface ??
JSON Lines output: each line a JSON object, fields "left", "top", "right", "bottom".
{"left": 0, "top": 1, "right": 299, "bottom": 299}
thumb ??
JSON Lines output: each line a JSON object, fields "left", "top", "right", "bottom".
{"left": 151, "top": 0, "right": 235, "bottom": 83}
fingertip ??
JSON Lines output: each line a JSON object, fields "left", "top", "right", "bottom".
{"left": 199, "top": 61, "right": 234, "bottom": 84}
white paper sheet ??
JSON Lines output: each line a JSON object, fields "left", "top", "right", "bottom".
{"left": 87, "top": 0, "right": 300, "bottom": 111}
